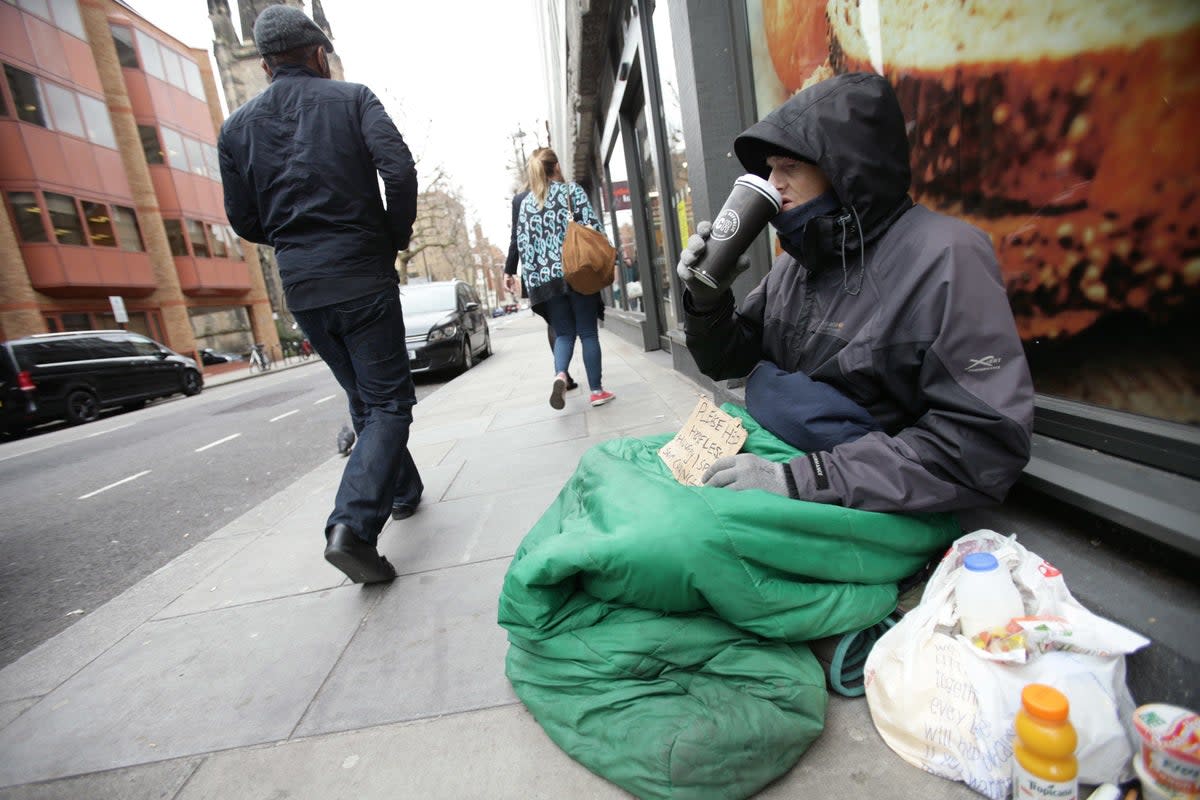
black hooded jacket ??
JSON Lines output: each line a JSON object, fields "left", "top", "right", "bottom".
{"left": 684, "top": 73, "right": 1034, "bottom": 513}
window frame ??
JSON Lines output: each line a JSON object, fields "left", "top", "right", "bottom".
{"left": 43, "top": 191, "right": 86, "bottom": 246}
{"left": 185, "top": 218, "right": 210, "bottom": 258}
{"left": 81, "top": 199, "right": 117, "bottom": 248}
{"left": 110, "top": 24, "right": 140, "bottom": 69}
{"left": 112, "top": 205, "right": 144, "bottom": 252}
{"left": 162, "top": 218, "right": 189, "bottom": 256}
{"left": 5, "top": 63, "right": 47, "bottom": 127}
{"left": 7, "top": 191, "right": 50, "bottom": 243}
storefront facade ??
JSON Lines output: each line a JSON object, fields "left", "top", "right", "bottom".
{"left": 539, "top": 1, "right": 1199, "bottom": 590}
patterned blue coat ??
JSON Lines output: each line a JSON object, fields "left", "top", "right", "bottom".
{"left": 516, "top": 181, "right": 604, "bottom": 307}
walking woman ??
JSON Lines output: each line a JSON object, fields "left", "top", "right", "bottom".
{"left": 514, "top": 147, "right": 615, "bottom": 410}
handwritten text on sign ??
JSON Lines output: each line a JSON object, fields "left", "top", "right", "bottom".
{"left": 658, "top": 396, "right": 748, "bottom": 485}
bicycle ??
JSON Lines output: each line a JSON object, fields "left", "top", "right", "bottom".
{"left": 248, "top": 343, "right": 272, "bottom": 374}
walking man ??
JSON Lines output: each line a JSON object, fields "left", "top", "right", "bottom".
{"left": 219, "top": 5, "right": 422, "bottom": 582}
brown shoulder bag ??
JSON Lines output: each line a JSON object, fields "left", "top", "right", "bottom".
{"left": 561, "top": 185, "right": 616, "bottom": 295}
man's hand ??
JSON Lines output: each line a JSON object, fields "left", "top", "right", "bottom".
{"left": 676, "top": 220, "right": 751, "bottom": 310}
{"left": 503, "top": 274, "right": 518, "bottom": 295}
{"left": 702, "top": 453, "right": 793, "bottom": 497}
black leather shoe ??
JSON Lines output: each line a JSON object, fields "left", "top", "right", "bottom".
{"left": 391, "top": 497, "right": 421, "bottom": 521}
{"left": 324, "top": 524, "right": 396, "bottom": 583}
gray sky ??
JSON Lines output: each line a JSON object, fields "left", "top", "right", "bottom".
{"left": 128, "top": 0, "right": 552, "bottom": 250}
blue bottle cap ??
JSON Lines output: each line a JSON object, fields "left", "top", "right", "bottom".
{"left": 963, "top": 552, "right": 999, "bottom": 572}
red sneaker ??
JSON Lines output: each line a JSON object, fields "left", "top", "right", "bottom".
{"left": 589, "top": 389, "right": 615, "bottom": 407}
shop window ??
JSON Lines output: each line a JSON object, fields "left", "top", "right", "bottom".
{"left": 77, "top": 95, "right": 117, "bottom": 149}
{"left": 113, "top": 206, "right": 143, "bottom": 252}
{"left": 162, "top": 219, "right": 189, "bottom": 256}
{"left": 634, "top": 105, "right": 672, "bottom": 327}
{"left": 605, "top": 126, "right": 640, "bottom": 312}
{"left": 111, "top": 25, "right": 139, "bottom": 68}
{"left": 134, "top": 29, "right": 164, "bottom": 81}
{"left": 7, "top": 192, "right": 48, "bottom": 243}
{"left": 650, "top": 1, "right": 695, "bottom": 246}
{"left": 186, "top": 219, "right": 210, "bottom": 257}
{"left": 138, "top": 124, "right": 163, "bottom": 164}
{"left": 44, "top": 192, "right": 85, "bottom": 246}
{"left": 60, "top": 312, "right": 90, "bottom": 331}
{"left": 207, "top": 222, "right": 228, "bottom": 257}
{"left": 47, "top": 0, "right": 85, "bottom": 39}
{"left": 159, "top": 126, "right": 187, "bottom": 171}
{"left": 5, "top": 64, "right": 47, "bottom": 127}
{"left": 81, "top": 201, "right": 116, "bottom": 247}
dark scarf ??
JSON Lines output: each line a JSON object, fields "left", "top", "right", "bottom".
{"left": 769, "top": 190, "right": 842, "bottom": 262}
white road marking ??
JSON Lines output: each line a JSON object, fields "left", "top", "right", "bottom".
{"left": 269, "top": 410, "right": 299, "bottom": 422}
{"left": 195, "top": 433, "right": 241, "bottom": 452}
{"left": 83, "top": 422, "right": 136, "bottom": 438}
{"left": 314, "top": 395, "right": 336, "bottom": 405}
{"left": 79, "top": 470, "right": 151, "bottom": 499}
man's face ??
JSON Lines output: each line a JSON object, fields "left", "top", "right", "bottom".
{"left": 766, "top": 155, "right": 832, "bottom": 211}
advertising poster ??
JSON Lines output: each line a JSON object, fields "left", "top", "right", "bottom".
{"left": 745, "top": 0, "right": 1200, "bottom": 425}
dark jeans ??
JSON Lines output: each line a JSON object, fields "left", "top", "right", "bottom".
{"left": 544, "top": 289, "right": 602, "bottom": 391}
{"left": 292, "top": 289, "right": 423, "bottom": 546}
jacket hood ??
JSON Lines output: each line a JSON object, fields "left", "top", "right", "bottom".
{"left": 735, "top": 73, "right": 912, "bottom": 243}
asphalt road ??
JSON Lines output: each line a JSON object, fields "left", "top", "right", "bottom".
{"left": 0, "top": 362, "right": 447, "bottom": 669}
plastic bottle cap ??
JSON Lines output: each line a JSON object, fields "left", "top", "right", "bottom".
{"left": 963, "top": 552, "right": 999, "bottom": 572}
{"left": 1023, "top": 684, "right": 1070, "bottom": 722}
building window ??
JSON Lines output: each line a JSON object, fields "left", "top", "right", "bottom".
{"left": 113, "top": 205, "right": 144, "bottom": 252}
{"left": 186, "top": 219, "right": 210, "bottom": 257}
{"left": 7, "top": 192, "right": 49, "bottom": 243}
{"left": 134, "top": 29, "right": 164, "bottom": 81}
{"left": 202, "top": 143, "right": 220, "bottom": 180}
{"left": 162, "top": 219, "right": 189, "bottom": 256}
{"left": 77, "top": 95, "right": 117, "bottom": 149}
{"left": 605, "top": 126, "right": 639, "bottom": 312}
{"left": 16, "top": 0, "right": 50, "bottom": 20}
{"left": 81, "top": 201, "right": 116, "bottom": 247}
{"left": 180, "top": 58, "right": 206, "bottom": 100}
{"left": 44, "top": 192, "right": 84, "bottom": 245}
{"left": 110, "top": 25, "right": 139, "bottom": 68}
{"left": 160, "top": 47, "right": 183, "bottom": 89}
{"left": 184, "top": 137, "right": 205, "bottom": 178}
{"left": 47, "top": 0, "right": 85, "bottom": 39}
{"left": 42, "top": 82, "right": 84, "bottom": 138}
{"left": 207, "top": 222, "right": 228, "bottom": 257}
{"left": 60, "top": 312, "right": 90, "bottom": 331}
{"left": 5, "top": 64, "right": 46, "bottom": 127}
{"left": 224, "top": 225, "right": 242, "bottom": 259}
{"left": 159, "top": 126, "right": 186, "bottom": 171}
{"left": 138, "top": 124, "right": 163, "bottom": 164}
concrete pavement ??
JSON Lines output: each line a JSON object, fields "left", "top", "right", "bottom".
{"left": 0, "top": 313, "right": 982, "bottom": 799}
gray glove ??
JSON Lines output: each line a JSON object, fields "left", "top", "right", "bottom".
{"left": 676, "top": 220, "right": 751, "bottom": 310}
{"left": 701, "top": 453, "right": 794, "bottom": 497}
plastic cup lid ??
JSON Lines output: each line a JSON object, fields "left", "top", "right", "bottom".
{"left": 734, "top": 173, "right": 783, "bottom": 209}
{"left": 963, "top": 552, "right": 999, "bottom": 572}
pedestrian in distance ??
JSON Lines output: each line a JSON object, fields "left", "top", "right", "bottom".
{"left": 218, "top": 5, "right": 423, "bottom": 584}
{"left": 504, "top": 176, "right": 578, "bottom": 392}
{"left": 678, "top": 72, "right": 1034, "bottom": 513}
{"left": 513, "top": 148, "right": 615, "bottom": 410}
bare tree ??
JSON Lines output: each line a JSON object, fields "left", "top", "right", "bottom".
{"left": 395, "top": 163, "right": 472, "bottom": 284}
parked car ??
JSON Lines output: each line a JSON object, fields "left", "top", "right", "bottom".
{"left": 400, "top": 280, "right": 492, "bottom": 375}
{"left": 491, "top": 308, "right": 505, "bottom": 318}
{"left": 0, "top": 330, "right": 203, "bottom": 434}
{"left": 199, "top": 347, "right": 245, "bottom": 365}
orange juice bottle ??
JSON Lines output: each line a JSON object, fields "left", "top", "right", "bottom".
{"left": 1012, "top": 684, "right": 1078, "bottom": 799}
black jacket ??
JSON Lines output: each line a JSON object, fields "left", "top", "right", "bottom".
{"left": 218, "top": 64, "right": 418, "bottom": 293}
{"left": 685, "top": 73, "right": 1034, "bottom": 513}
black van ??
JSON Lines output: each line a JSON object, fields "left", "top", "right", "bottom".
{"left": 0, "top": 330, "right": 203, "bottom": 434}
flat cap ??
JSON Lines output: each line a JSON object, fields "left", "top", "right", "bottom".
{"left": 253, "top": 5, "right": 333, "bottom": 57}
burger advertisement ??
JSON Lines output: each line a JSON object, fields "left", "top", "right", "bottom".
{"left": 746, "top": 0, "right": 1200, "bottom": 426}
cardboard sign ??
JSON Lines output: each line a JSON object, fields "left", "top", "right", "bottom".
{"left": 659, "top": 396, "right": 748, "bottom": 486}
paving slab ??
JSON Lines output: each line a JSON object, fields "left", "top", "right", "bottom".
{"left": 0, "top": 757, "right": 201, "bottom": 800}
{"left": 293, "top": 558, "right": 516, "bottom": 737}
{"left": 0, "top": 536, "right": 256, "bottom": 703}
{"left": 442, "top": 411, "right": 588, "bottom": 463}
{"left": 0, "top": 587, "right": 376, "bottom": 787}
{"left": 176, "top": 704, "right": 628, "bottom": 800}
{"left": 0, "top": 699, "right": 34, "bottom": 732}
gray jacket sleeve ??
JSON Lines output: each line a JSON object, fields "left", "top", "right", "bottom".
{"left": 787, "top": 232, "right": 1034, "bottom": 513}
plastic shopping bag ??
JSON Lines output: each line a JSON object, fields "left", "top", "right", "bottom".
{"left": 863, "top": 529, "right": 1150, "bottom": 800}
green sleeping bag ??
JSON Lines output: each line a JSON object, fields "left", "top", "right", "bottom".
{"left": 498, "top": 404, "right": 957, "bottom": 799}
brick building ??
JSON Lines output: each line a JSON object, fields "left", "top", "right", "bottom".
{"left": 0, "top": 0, "right": 278, "bottom": 362}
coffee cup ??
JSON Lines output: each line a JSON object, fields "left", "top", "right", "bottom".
{"left": 688, "top": 174, "right": 782, "bottom": 289}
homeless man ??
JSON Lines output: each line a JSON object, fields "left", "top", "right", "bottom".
{"left": 678, "top": 72, "right": 1035, "bottom": 513}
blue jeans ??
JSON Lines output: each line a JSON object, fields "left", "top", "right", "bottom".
{"left": 544, "top": 290, "right": 602, "bottom": 391}
{"left": 292, "top": 289, "right": 423, "bottom": 546}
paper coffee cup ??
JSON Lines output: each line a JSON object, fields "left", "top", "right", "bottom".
{"left": 690, "top": 174, "right": 782, "bottom": 289}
